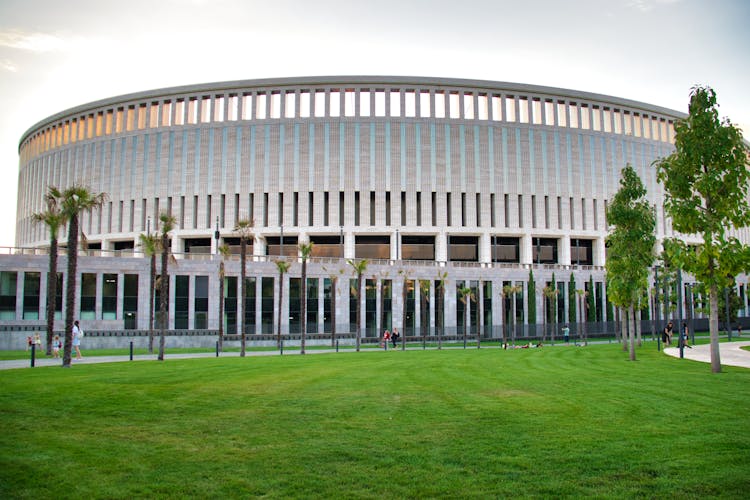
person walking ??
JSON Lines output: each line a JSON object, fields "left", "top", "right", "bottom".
{"left": 382, "top": 330, "right": 391, "bottom": 349}
{"left": 681, "top": 322, "right": 692, "bottom": 349}
{"left": 391, "top": 328, "right": 399, "bottom": 348}
{"left": 562, "top": 324, "right": 570, "bottom": 344}
{"left": 72, "top": 320, "right": 84, "bottom": 360}
{"left": 52, "top": 335, "right": 62, "bottom": 358}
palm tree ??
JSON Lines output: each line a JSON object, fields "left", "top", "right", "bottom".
{"left": 31, "top": 188, "right": 66, "bottom": 356}
{"left": 400, "top": 270, "right": 411, "bottom": 350}
{"left": 502, "top": 284, "right": 522, "bottom": 347}
{"left": 138, "top": 232, "right": 160, "bottom": 353}
{"left": 275, "top": 259, "right": 291, "bottom": 349}
{"left": 157, "top": 212, "right": 175, "bottom": 361}
{"left": 299, "top": 242, "right": 314, "bottom": 354}
{"left": 419, "top": 280, "right": 430, "bottom": 345}
{"left": 542, "top": 284, "right": 559, "bottom": 344}
{"left": 217, "top": 243, "right": 230, "bottom": 352}
{"left": 57, "top": 186, "right": 107, "bottom": 367}
{"left": 234, "top": 219, "right": 253, "bottom": 357}
{"left": 458, "top": 284, "right": 475, "bottom": 348}
{"left": 348, "top": 259, "right": 368, "bottom": 351}
{"left": 435, "top": 271, "right": 448, "bottom": 350}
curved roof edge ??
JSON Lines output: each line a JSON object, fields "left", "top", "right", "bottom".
{"left": 19, "top": 75, "right": 686, "bottom": 147}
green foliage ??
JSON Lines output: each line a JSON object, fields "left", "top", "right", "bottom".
{"left": 527, "top": 269, "right": 536, "bottom": 324}
{"left": 655, "top": 86, "right": 750, "bottom": 371}
{"left": 605, "top": 165, "right": 656, "bottom": 310}
{"left": 2, "top": 348, "right": 749, "bottom": 498}
{"left": 568, "top": 273, "right": 577, "bottom": 323}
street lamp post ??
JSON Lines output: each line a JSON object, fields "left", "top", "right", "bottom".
{"left": 280, "top": 224, "right": 284, "bottom": 257}
{"left": 214, "top": 216, "right": 220, "bottom": 255}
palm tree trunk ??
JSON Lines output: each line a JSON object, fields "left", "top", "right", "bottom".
{"left": 277, "top": 270, "right": 284, "bottom": 349}
{"left": 356, "top": 273, "right": 362, "bottom": 352}
{"left": 301, "top": 260, "right": 307, "bottom": 354}
{"left": 63, "top": 216, "right": 79, "bottom": 368}
{"left": 149, "top": 254, "right": 155, "bottom": 353}
{"left": 218, "top": 261, "right": 224, "bottom": 352}
{"left": 45, "top": 237, "right": 58, "bottom": 356}
{"left": 158, "top": 233, "right": 168, "bottom": 361}
{"left": 240, "top": 239, "right": 247, "bottom": 357}
{"left": 331, "top": 276, "right": 337, "bottom": 348}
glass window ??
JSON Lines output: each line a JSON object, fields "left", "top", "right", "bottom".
{"left": 162, "top": 101, "right": 172, "bottom": 126}
{"left": 592, "top": 106, "right": 601, "bottom": 131}
{"left": 244, "top": 277, "right": 257, "bottom": 332}
{"left": 124, "top": 274, "right": 138, "bottom": 329}
{"left": 149, "top": 102, "right": 160, "bottom": 128}
{"left": 227, "top": 95, "right": 238, "bottom": 121}
{"left": 23, "top": 272, "right": 40, "bottom": 320}
{"left": 491, "top": 95, "right": 502, "bottom": 121}
{"left": 174, "top": 100, "right": 185, "bottom": 126}
{"left": 544, "top": 100, "right": 555, "bottom": 126}
{"left": 175, "top": 275, "right": 189, "bottom": 329}
{"left": 643, "top": 116, "right": 651, "bottom": 139}
{"left": 187, "top": 98, "right": 198, "bottom": 124}
{"left": 633, "top": 114, "right": 642, "bottom": 137}
{"left": 200, "top": 96, "right": 211, "bottom": 123}
{"left": 242, "top": 93, "right": 253, "bottom": 120}
{"left": 214, "top": 96, "right": 225, "bottom": 122}
{"left": 375, "top": 90, "right": 386, "bottom": 117}
{"left": 102, "top": 273, "right": 117, "bottom": 320}
{"left": 580, "top": 104, "right": 590, "bottom": 130}
{"left": 126, "top": 106, "right": 136, "bottom": 131}
{"left": 0, "top": 271, "right": 17, "bottom": 320}
{"left": 532, "top": 98, "right": 542, "bottom": 124}
{"left": 556, "top": 102, "right": 566, "bottom": 127}
{"left": 262, "top": 277, "right": 274, "bottom": 334}
{"left": 80, "top": 273, "right": 96, "bottom": 320}
{"left": 613, "top": 109, "right": 622, "bottom": 134}
{"left": 568, "top": 103, "right": 578, "bottom": 128}
{"left": 602, "top": 108, "right": 612, "bottom": 133}
{"left": 195, "top": 275, "right": 208, "bottom": 329}
{"left": 256, "top": 93, "right": 267, "bottom": 119}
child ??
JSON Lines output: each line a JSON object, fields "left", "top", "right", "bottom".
{"left": 53, "top": 335, "right": 61, "bottom": 358}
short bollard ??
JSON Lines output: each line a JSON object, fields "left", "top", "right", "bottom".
{"left": 336, "top": 340, "right": 339, "bottom": 352}
{"left": 216, "top": 341, "right": 219, "bottom": 357}
{"left": 129, "top": 341, "right": 134, "bottom": 361}
{"left": 280, "top": 340, "right": 284, "bottom": 355}
{"left": 423, "top": 337, "right": 426, "bottom": 350}
{"left": 30, "top": 343, "right": 36, "bottom": 368}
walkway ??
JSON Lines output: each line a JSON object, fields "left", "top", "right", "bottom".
{"left": 663, "top": 340, "right": 750, "bottom": 369}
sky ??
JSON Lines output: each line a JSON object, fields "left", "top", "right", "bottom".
{"left": 0, "top": 0, "right": 748, "bottom": 247}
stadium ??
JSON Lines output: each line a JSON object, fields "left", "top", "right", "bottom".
{"left": 5, "top": 76, "right": 745, "bottom": 344}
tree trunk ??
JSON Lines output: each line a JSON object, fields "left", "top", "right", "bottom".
{"left": 301, "top": 259, "right": 307, "bottom": 354}
{"left": 629, "top": 306, "right": 637, "bottom": 361}
{"left": 331, "top": 277, "right": 337, "bottom": 348}
{"left": 218, "top": 261, "right": 224, "bottom": 352}
{"left": 356, "top": 273, "right": 362, "bottom": 351}
{"left": 621, "top": 308, "right": 628, "bottom": 352}
{"left": 158, "top": 233, "right": 169, "bottom": 361}
{"left": 277, "top": 270, "right": 284, "bottom": 349}
{"left": 709, "top": 283, "right": 722, "bottom": 373}
{"left": 45, "top": 237, "right": 58, "bottom": 356}
{"left": 148, "top": 254, "right": 155, "bottom": 353}
{"left": 240, "top": 239, "right": 247, "bottom": 357}
{"left": 62, "top": 216, "right": 78, "bottom": 368}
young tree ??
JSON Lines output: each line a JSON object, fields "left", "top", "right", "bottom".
{"left": 31, "top": 188, "right": 66, "bottom": 356}
{"left": 457, "top": 283, "right": 475, "bottom": 348}
{"left": 656, "top": 86, "right": 750, "bottom": 373}
{"left": 348, "top": 259, "right": 368, "bottom": 351}
{"left": 217, "top": 243, "right": 230, "bottom": 352}
{"left": 157, "top": 212, "right": 175, "bottom": 362}
{"left": 275, "top": 260, "right": 291, "bottom": 349}
{"left": 234, "top": 219, "right": 254, "bottom": 357}
{"left": 527, "top": 269, "right": 537, "bottom": 335}
{"left": 435, "top": 271, "right": 448, "bottom": 349}
{"left": 138, "top": 232, "right": 160, "bottom": 353}
{"left": 605, "top": 165, "right": 656, "bottom": 361}
{"left": 299, "top": 242, "right": 314, "bottom": 354}
{"left": 501, "top": 284, "right": 521, "bottom": 347}
{"left": 587, "top": 276, "right": 596, "bottom": 323}
{"left": 568, "top": 273, "right": 577, "bottom": 324}
{"left": 57, "top": 186, "right": 107, "bottom": 367}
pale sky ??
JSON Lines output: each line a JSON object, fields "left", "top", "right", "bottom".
{"left": 1, "top": 0, "right": 748, "bottom": 247}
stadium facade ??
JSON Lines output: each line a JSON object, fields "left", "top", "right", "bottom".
{"left": 6, "top": 76, "right": 748, "bottom": 341}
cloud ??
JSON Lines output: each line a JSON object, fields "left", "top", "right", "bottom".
{"left": 627, "top": 0, "right": 682, "bottom": 13}
{"left": 0, "top": 59, "right": 18, "bottom": 72}
{"left": 0, "top": 30, "right": 68, "bottom": 52}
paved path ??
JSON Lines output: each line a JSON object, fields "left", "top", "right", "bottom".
{"left": 3, "top": 341, "right": 750, "bottom": 370}
{"left": 663, "top": 340, "right": 750, "bottom": 369}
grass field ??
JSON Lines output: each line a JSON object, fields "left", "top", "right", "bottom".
{"left": 1, "top": 344, "right": 749, "bottom": 498}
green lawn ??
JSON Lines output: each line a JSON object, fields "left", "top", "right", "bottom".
{"left": 1, "top": 344, "right": 748, "bottom": 499}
